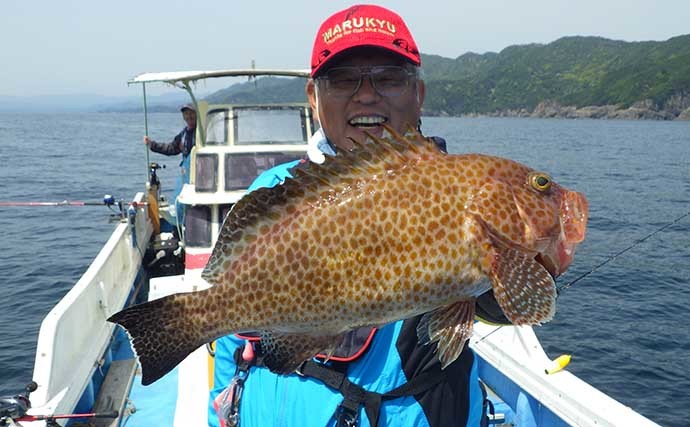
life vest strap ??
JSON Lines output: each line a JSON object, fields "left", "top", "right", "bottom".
{"left": 298, "top": 359, "right": 446, "bottom": 427}
{"left": 219, "top": 336, "right": 447, "bottom": 427}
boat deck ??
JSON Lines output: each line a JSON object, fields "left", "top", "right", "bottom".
{"left": 125, "top": 348, "right": 210, "bottom": 426}
{"left": 119, "top": 273, "right": 213, "bottom": 426}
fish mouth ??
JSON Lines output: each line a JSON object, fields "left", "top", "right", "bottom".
{"left": 535, "top": 241, "right": 574, "bottom": 279}
{"left": 535, "top": 253, "right": 557, "bottom": 279}
{"left": 532, "top": 190, "right": 588, "bottom": 279}
{"left": 561, "top": 190, "right": 589, "bottom": 243}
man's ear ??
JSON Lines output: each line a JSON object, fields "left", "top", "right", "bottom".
{"left": 306, "top": 80, "right": 319, "bottom": 122}
{"left": 416, "top": 80, "right": 426, "bottom": 113}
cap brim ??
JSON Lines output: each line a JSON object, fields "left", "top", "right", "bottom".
{"left": 312, "top": 45, "right": 419, "bottom": 78}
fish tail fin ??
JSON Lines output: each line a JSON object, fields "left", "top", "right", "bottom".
{"left": 108, "top": 293, "right": 209, "bottom": 385}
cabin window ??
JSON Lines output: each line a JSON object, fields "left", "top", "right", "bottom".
{"left": 206, "top": 109, "right": 229, "bottom": 145}
{"left": 185, "top": 205, "right": 212, "bottom": 247}
{"left": 195, "top": 153, "right": 218, "bottom": 192}
{"left": 234, "top": 107, "right": 307, "bottom": 145}
{"left": 219, "top": 204, "right": 232, "bottom": 228}
{"left": 225, "top": 152, "right": 303, "bottom": 191}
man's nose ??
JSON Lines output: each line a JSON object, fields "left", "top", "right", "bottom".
{"left": 352, "top": 75, "right": 380, "bottom": 103}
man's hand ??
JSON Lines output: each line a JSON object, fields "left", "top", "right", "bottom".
{"left": 143, "top": 136, "right": 152, "bottom": 145}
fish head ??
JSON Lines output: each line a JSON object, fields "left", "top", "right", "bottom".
{"left": 468, "top": 157, "right": 588, "bottom": 278}
{"left": 515, "top": 174, "right": 588, "bottom": 278}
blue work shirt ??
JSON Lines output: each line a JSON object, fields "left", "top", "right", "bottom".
{"left": 208, "top": 135, "right": 483, "bottom": 427}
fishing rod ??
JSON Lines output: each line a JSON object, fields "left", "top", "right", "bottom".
{"left": 0, "top": 195, "right": 150, "bottom": 225}
{"left": 557, "top": 208, "right": 690, "bottom": 294}
{"left": 0, "top": 381, "right": 118, "bottom": 426}
{"left": 1, "top": 164, "right": 161, "bottom": 211}
{"left": 0, "top": 196, "right": 148, "bottom": 209}
{"left": 0, "top": 195, "right": 118, "bottom": 208}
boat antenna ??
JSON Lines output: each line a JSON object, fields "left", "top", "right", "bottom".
{"left": 142, "top": 82, "right": 151, "bottom": 184}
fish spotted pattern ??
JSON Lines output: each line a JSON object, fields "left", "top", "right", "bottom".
{"left": 109, "top": 127, "right": 588, "bottom": 385}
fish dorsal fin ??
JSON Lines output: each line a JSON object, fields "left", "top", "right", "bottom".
{"left": 292, "top": 125, "right": 440, "bottom": 184}
{"left": 203, "top": 125, "right": 442, "bottom": 282}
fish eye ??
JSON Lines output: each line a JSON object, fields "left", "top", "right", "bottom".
{"left": 529, "top": 172, "right": 552, "bottom": 192}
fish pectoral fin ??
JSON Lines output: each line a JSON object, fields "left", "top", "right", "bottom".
{"left": 489, "top": 245, "right": 556, "bottom": 325}
{"left": 259, "top": 331, "right": 343, "bottom": 374}
{"left": 416, "top": 300, "right": 475, "bottom": 369}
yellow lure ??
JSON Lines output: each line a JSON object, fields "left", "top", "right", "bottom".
{"left": 545, "top": 354, "right": 572, "bottom": 375}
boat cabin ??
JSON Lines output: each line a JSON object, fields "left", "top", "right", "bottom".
{"left": 127, "top": 69, "right": 314, "bottom": 278}
{"left": 179, "top": 101, "right": 314, "bottom": 271}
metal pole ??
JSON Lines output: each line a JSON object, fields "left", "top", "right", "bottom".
{"left": 143, "top": 82, "right": 151, "bottom": 184}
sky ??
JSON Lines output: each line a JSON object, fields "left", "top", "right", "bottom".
{"left": 2, "top": 0, "right": 689, "bottom": 98}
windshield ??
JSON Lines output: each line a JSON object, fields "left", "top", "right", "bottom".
{"left": 225, "top": 152, "right": 303, "bottom": 190}
{"left": 235, "top": 107, "right": 307, "bottom": 145}
{"left": 206, "top": 110, "right": 229, "bottom": 144}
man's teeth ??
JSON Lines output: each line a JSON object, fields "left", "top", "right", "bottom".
{"left": 349, "top": 116, "right": 386, "bottom": 126}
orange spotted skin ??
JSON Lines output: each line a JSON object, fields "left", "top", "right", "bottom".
{"left": 109, "top": 128, "right": 588, "bottom": 383}
{"left": 198, "top": 131, "right": 586, "bottom": 335}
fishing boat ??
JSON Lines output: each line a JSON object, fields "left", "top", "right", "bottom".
{"left": 0, "top": 69, "right": 661, "bottom": 427}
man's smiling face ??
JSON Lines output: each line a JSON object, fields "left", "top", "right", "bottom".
{"left": 307, "top": 47, "right": 425, "bottom": 151}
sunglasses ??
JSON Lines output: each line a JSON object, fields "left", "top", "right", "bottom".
{"left": 316, "top": 66, "right": 417, "bottom": 98}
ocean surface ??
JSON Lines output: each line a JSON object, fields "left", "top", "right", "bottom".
{"left": 1, "top": 113, "right": 688, "bottom": 426}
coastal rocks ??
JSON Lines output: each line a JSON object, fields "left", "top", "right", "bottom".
{"left": 486, "top": 108, "right": 531, "bottom": 118}
{"left": 663, "top": 93, "right": 690, "bottom": 116}
{"left": 528, "top": 98, "right": 687, "bottom": 120}
{"left": 530, "top": 100, "right": 574, "bottom": 118}
{"left": 530, "top": 101, "right": 619, "bottom": 119}
{"left": 679, "top": 107, "right": 690, "bottom": 120}
{"left": 571, "top": 105, "right": 619, "bottom": 119}
{"left": 436, "top": 92, "right": 690, "bottom": 121}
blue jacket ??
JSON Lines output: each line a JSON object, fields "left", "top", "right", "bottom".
{"left": 208, "top": 153, "right": 483, "bottom": 427}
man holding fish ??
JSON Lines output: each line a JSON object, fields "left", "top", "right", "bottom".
{"left": 212, "top": 5, "right": 491, "bottom": 426}
{"left": 109, "top": 4, "right": 588, "bottom": 427}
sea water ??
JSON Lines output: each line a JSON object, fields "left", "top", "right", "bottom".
{"left": 0, "top": 113, "right": 688, "bottom": 426}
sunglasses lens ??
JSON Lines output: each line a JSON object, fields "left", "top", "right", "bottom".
{"left": 320, "top": 66, "right": 413, "bottom": 98}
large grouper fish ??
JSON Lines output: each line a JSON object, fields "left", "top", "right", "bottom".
{"left": 109, "top": 127, "right": 588, "bottom": 385}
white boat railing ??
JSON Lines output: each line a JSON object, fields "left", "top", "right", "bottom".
{"left": 471, "top": 323, "right": 661, "bottom": 427}
{"left": 28, "top": 193, "right": 153, "bottom": 418}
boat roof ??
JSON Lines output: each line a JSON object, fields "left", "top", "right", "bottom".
{"left": 128, "top": 68, "right": 310, "bottom": 85}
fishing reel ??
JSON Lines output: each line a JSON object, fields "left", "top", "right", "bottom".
{"left": 148, "top": 162, "right": 165, "bottom": 188}
{"left": 0, "top": 382, "right": 35, "bottom": 425}
{"left": 0, "top": 381, "right": 118, "bottom": 426}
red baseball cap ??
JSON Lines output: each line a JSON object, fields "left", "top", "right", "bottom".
{"left": 310, "top": 4, "right": 421, "bottom": 77}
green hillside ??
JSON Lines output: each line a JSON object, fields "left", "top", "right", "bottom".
{"left": 422, "top": 35, "right": 690, "bottom": 115}
{"left": 205, "top": 35, "right": 690, "bottom": 117}
{"left": 205, "top": 76, "right": 308, "bottom": 104}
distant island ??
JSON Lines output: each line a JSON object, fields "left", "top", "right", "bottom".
{"left": 421, "top": 34, "right": 690, "bottom": 120}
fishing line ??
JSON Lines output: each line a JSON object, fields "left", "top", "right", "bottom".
{"left": 557, "top": 209, "right": 690, "bottom": 294}
{"left": 472, "top": 324, "right": 504, "bottom": 344}
{"left": 474, "top": 209, "right": 690, "bottom": 345}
